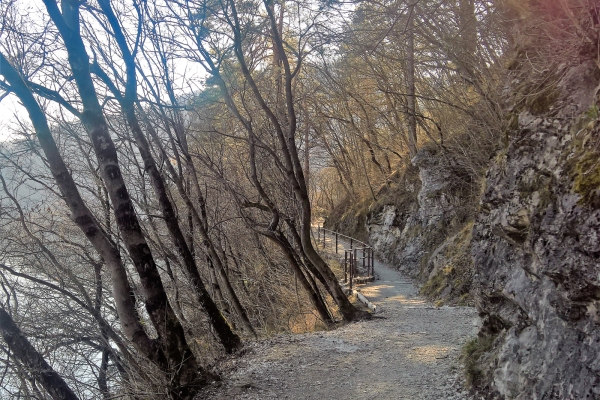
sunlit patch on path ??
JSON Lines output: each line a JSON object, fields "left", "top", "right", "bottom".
{"left": 202, "top": 251, "right": 479, "bottom": 400}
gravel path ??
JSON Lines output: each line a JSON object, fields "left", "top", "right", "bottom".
{"left": 201, "top": 244, "right": 479, "bottom": 400}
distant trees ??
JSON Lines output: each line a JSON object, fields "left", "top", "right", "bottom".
{"left": 306, "top": 0, "right": 507, "bottom": 211}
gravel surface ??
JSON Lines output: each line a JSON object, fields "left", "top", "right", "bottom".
{"left": 201, "top": 255, "right": 479, "bottom": 400}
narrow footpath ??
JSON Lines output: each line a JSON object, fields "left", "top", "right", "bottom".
{"left": 202, "top": 237, "right": 478, "bottom": 399}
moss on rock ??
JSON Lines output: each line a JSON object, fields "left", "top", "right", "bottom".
{"left": 419, "top": 223, "right": 474, "bottom": 305}
{"left": 462, "top": 334, "right": 496, "bottom": 388}
{"left": 573, "top": 149, "right": 600, "bottom": 206}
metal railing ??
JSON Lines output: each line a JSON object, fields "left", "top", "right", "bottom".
{"left": 316, "top": 226, "right": 375, "bottom": 290}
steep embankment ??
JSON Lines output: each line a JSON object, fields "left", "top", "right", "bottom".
{"left": 326, "top": 4, "right": 600, "bottom": 398}
{"left": 470, "top": 34, "right": 600, "bottom": 400}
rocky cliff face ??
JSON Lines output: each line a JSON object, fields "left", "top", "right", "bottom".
{"left": 326, "top": 2, "right": 600, "bottom": 397}
{"left": 471, "top": 55, "right": 600, "bottom": 398}
{"left": 368, "top": 149, "right": 455, "bottom": 274}
{"left": 363, "top": 148, "right": 477, "bottom": 304}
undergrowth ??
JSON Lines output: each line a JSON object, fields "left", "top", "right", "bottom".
{"left": 462, "top": 335, "right": 496, "bottom": 387}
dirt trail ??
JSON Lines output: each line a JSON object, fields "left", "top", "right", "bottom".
{"left": 202, "top": 240, "right": 478, "bottom": 399}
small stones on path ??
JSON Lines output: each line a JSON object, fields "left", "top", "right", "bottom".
{"left": 200, "top": 258, "right": 477, "bottom": 400}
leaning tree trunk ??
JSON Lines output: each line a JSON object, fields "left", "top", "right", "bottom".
{"left": 0, "top": 306, "right": 79, "bottom": 400}
{"left": 93, "top": 0, "right": 246, "bottom": 349}
{"left": 141, "top": 109, "right": 257, "bottom": 339}
{"left": 262, "top": 0, "right": 362, "bottom": 321}
{"left": 39, "top": 2, "right": 206, "bottom": 397}
{"left": 270, "top": 232, "right": 334, "bottom": 326}
{"left": 123, "top": 102, "right": 242, "bottom": 352}
{"left": 0, "top": 53, "right": 165, "bottom": 368}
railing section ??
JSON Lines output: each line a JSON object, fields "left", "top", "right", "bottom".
{"left": 316, "top": 226, "right": 374, "bottom": 289}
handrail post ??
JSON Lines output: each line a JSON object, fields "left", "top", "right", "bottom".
{"left": 353, "top": 248, "right": 357, "bottom": 284}
{"left": 371, "top": 248, "right": 374, "bottom": 277}
{"left": 344, "top": 251, "right": 348, "bottom": 283}
{"left": 317, "top": 228, "right": 378, "bottom": 283}
{"left": 349, "top": 252, "right": 353, "bottom": 289}
{"left": 362, "top": 247, "right": 365, "bottom": 270}
{"left": 335, "top": 232, "right": 338, "bottom": 254}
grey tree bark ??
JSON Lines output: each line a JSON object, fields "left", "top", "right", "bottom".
{"left": 92, "top": 0, "right": 244, "bottom": 350}
{"left": 0, "top": 306, "right": 79, "bottom": 400}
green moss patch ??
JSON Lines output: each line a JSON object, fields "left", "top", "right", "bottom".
{"left": 528, "top": 83, "right": 560, "bottom": 115}
{"left": 565, "top": 105, "right": 600, "bottom": 207}
{"left": 370, "top": 162, "right": 421, "bottom": 216}
{"left": 573, "top": 149, "right": 600, "bottom": 206}
{"left": 462, "top": 335, "right": 496, "bottom": 387}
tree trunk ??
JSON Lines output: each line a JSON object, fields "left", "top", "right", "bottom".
{"left": 298, "top": 201, "right": 363, "bottom": 321}
{"left": 137, "top": 106, "right": 256, "bottom": 339}
{"left": 0, "top": 307, "right": 79, "bottom": 400}
{"left": 18, "top": 1, "right": 207, "bottom": 395}
{"left": 458, "top": 0, "right": 478, "bottom": 77}
{"left": 272, "top": 233, "right": 333, "bottom": 326}
{"left": 93, "top": 0, "right": 248, "bottom": 346}
{"left": 122, "top": 101, "right": 242, "bottom": 352}
{"left": 0, "top": 52, "right": 163, "bottom": 367}
{"left": 222, "top": 0, "right": 363, "bottom": 322}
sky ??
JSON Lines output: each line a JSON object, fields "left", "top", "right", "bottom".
{"left": 0, "top": 96, "right": 29, "bottom": 142}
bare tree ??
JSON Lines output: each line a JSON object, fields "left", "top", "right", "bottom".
{"left": 0, "top": 298, "right": 79, "bottom": 400}
{"left": 0, "top": 26, "right": 204, "bottom": 399}
{"left": 166, "top": 0, "right": 363, "bottom": 321}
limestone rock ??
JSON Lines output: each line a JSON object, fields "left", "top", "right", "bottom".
{"left": 366, "top": 147, "right": 462, "bottom": 280}
{"left": 471, "top": 58, "right": 600, "bottom": 399}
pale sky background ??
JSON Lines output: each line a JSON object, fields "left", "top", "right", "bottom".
{"left": 0, "top": 97, "right": 28, "bottom": 142}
